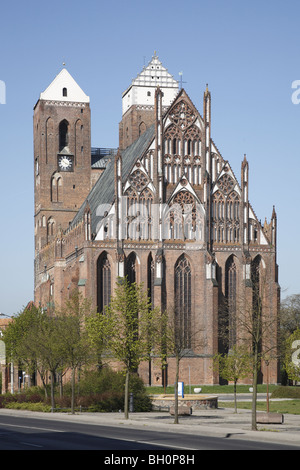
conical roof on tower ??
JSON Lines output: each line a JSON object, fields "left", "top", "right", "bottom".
{"left": 39, "top": 67, "right": 90, "bottom": 103}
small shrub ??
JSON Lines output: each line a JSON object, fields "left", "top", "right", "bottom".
{"left": 5, "top": 402, "right": 52, "bottom": 412}
{"left": 76, "top": 368, "right": 151, "bottom": 412}
{"left": 77, "top": 391, "right": 124, "bottom": 412}
{"left": 55, "top": 396, "right": 72, "bottom": 409}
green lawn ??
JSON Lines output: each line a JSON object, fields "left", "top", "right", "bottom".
{"left": 147, "top": 384, "right": 300, "bottom": 414}
{"left": 146, "top": 384, "right": 278, "bottom": 395}
{"left": 219, "top": 400, "right": 300, "bottom": 415}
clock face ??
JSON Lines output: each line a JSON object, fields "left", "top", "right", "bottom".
{"left": 58, "top": 155, "right": 73, "bottom": 171}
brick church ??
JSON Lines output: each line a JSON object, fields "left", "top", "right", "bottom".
{"left": 33, "top": 54, "right": 280, "bottom": 385}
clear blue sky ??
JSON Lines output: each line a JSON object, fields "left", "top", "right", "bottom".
{"left": 0, "top": 0, "right": 299, "bottom": 315}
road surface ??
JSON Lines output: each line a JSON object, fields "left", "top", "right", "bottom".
{"left": 0, "top": 414, "right": 298, "bottom": 452}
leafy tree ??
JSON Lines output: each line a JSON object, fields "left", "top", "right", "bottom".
{"left": 87, "top": 277, "right": 155, "bottom": 419}
{"left": 283, "top": 328, "right": 300, "bottom": 383}
{"left": 3, "top": 305, "right": 50, "bottom": 395}
{"left": 213, "top": 345, "right": 252, "bottom": 413}
{"left": 280, "top": 294, "right": 300, "bottom": 336}
{"left": 34, "top": 314, "right": 67, "bottom": 410}
{"left": 57, "top": 290, "right": 97, "bottom": 413}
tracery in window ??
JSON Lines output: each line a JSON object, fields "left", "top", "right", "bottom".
{"left": 183, "top": 125, "right": 201, "bottom": 157}
{"left": 125, "top": 185, "right": 153, "bottom": 240}
{"left": 139, "top": 187, "right": 153, "bottom": 240}
{"left": 128, "top": 169, "right": 149, "bottom": 192}
{"left": 174, "top": 255, "right": 192, "bottom": 349}
{"left": 225, "top": 255, "right": 237, "bottom": 349}
{"left": 168, "top": 190, "right": 196, "bottom": 240}
{"left": 218, "top": 173, "right": 235, "bottom": 194}
{"left": 169, "top": 100, "right": 196, "bottom": 130}
{"left": 164, "top": 124, "right": 181, "bottom": 156}
{"left": 97, "top": 252, "right": 111, "bottom": 313}
{"left": 163, "top": 122, "right": 201, "bottom": 184}
{"left": 212, "top": 190, "right": 240, "bottom": 243}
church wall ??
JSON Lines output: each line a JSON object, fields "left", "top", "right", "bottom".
{"left": 119, "top": 106, "right": 155, "bottom": 150}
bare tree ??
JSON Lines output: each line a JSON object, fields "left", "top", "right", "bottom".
{"left": 218, "top": 262, "right": 279, "bottom": 430}
{"left": 154, "top": 305, "right": 205, "bottom": 424}
{"left": 238, "top": 272, "right": 278, "bottom": 430}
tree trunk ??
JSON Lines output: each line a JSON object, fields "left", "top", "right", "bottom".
{"left": 251, "top": 349, "right": 258, "bottom": 431}
{"left": 71, "top": 366, "right": 75, "bottom": 414}
{"left": 124, "top": 370, "right": 129, "bottom": 419}
{"left": 50, "top": 371, "right": 55, "bottom": 412}
{"left": 41, "top": 375, "right": 48, "bottom": 399}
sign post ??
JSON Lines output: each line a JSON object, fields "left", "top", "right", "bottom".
{"left": 177, "top": 381, "right": 184, "bottom": 398}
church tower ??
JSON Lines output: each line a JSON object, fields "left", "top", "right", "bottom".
{"left": 119, "top": 53, "right": 179, "bottom": 150}
{"left": 33, "top": 68, "right": 91, "bottom": 253}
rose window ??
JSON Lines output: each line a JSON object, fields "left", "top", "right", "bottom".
{"left": 128, "top": 169, "right": 149, "bottom": 192}
{"left": 218, "top": 174, "right": 235, "bottom": 194}
{"left": 169, "top": 100, "right": 196, "bottom": 130}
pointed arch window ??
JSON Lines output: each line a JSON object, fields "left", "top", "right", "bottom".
{"left": 84, "top": 210, "right": 91, "bottom": 241}
{"left": 125, "top": 187, "right": 138, "bottom": 240}
{"left": 225, "top": 255, "right": 237, "bottom": 349}
{"left": 126, "top": 252, "right": 137, "bottom": 285}
{"left": 59, "top": 119, "right": 69, "bottom": 151}
{"left": 139, "top": 187, "right": 153, "bottom": 240}
{"left": 251, "top": 255, "right": 263, "bottom": 368}
{"left": 251, "top": 255, "right": 262, "bottom": 318}
{"left": 51, "top": 174, "right": 63, "bottom": 202}
{"left": 139, "top": 121, "right": 146, "bottom": 136}
{"left": 47, "top": 217, "right": 55, "bottom": 243}
{"left": 147, "top": 253, "right": 155, "bottom": 309}
{"left": 169, "top": 190, "right": 196, "bottom": 240}
{"left": 125, "top": 185, "right": 153, "bottom": 241}
{"left": 175, "top": 255, "right": 192, "bottom": 349}
{"left": 97, "top": 252, "right": 111, "bottom": 313}
{"left": 212, "top": 190, "right": 240, "bottom": 243}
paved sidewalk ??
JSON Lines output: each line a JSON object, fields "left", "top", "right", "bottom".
{"left": 0, "top": 406, "right": 300, "bottom": 448}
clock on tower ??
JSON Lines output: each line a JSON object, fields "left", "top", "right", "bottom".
{"left": 58, "top": 154, "right": 74, "bottom": 172}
